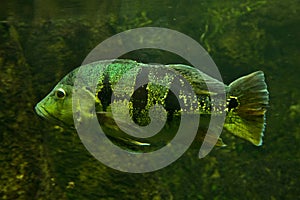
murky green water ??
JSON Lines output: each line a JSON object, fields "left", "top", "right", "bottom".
{"left": 1, "top": 0, "right": 299, "bottom": 199}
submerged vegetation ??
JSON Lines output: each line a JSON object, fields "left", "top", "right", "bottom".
{"left": 0, "top": 0, "right": 299, "bottom": 199}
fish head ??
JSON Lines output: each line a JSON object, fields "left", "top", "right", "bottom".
{"left": 35, "top": 81, "right": 75, "bottom": 126}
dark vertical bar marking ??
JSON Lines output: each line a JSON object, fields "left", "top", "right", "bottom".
{"left": 130, "top": 67, "right": 150, "bottom": 125}
{"left": 97, "top": 72, "right": 113, "bottom": 111}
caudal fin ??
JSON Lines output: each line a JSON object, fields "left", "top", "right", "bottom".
{"left": 224, "top": 71, "right": 269, "bottom": 146}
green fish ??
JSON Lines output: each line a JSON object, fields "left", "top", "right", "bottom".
{"left": 35, "top": 59, "right": 269, "bottom": 149}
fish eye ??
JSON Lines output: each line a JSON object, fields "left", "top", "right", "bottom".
{"left": 55, "top": 88, "right": 66, "bottom": 99}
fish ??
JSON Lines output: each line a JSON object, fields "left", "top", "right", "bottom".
{"left": 35, "top": 59, "right": 269, "bottom": 150}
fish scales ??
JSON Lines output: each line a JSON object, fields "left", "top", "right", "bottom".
{"left": 93, "top": 61, "right": 210, "bottom": 126}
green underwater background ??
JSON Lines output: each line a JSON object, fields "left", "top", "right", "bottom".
{"left": 0, "top": 0, "right": 299, "bottom": 199}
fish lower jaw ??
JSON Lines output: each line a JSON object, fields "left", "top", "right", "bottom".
{"left": 35, "top": 104, "right": 50, "bottom": 120}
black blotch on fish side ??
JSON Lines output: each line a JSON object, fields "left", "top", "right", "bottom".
{"left": 227, "top": 97, "right": 239, "bottom": 112}
{"left": 130, "top": 67, "right": 149, "bottom": 126}
{"left": 97, "top": 72, "right": 113, "bottom": 112}
{"left": 164, "top": 88, "right": 180, "bottom": 121}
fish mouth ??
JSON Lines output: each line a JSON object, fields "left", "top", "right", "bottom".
{"left": 35, "top": 104, "right": 52, "bottom": 120}
{"left": 35, "top": 103, "right": 60, "bottom": 123}
{"left": 35, "top": 103, "right": 73, "bottom": 127}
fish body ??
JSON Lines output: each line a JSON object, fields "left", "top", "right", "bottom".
{"left": 35, "top": 59, "right": 269, "bottom": 148}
